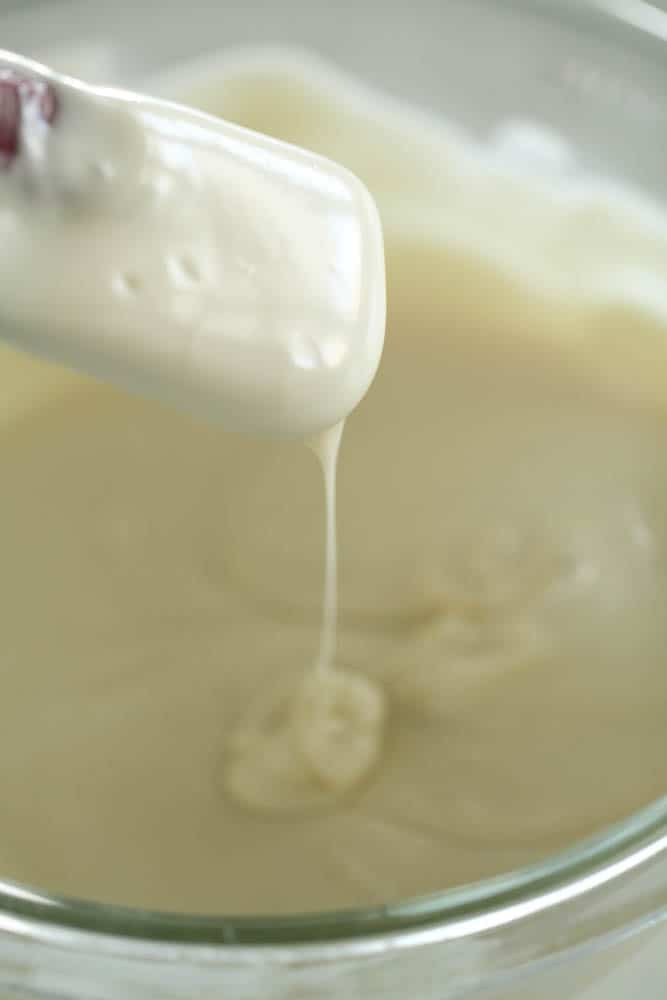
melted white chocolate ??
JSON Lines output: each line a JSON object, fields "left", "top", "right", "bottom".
{"left": 224, "top": 421, "right": 386, "bottom": 813}
{"left": 0, "top": 52, "right": 667, "bottom": 914}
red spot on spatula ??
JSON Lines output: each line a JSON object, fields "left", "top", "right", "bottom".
{"left": 0, "top": 70, "right": 58, "bottom": 168}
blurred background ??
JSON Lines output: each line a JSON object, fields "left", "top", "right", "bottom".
{"left": 2, "top": 0, "right": 667, "bottom": 17}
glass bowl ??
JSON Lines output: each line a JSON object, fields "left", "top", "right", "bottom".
{"left": 0, "top": 1, "right": 666, "bottom": 997}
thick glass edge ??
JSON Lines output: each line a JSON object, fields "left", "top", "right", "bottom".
{"left": 1, "top": 791, "right": 667, "bottom": 946}
{"left": 0, "top": 0, "right": 666, "bottom": 948}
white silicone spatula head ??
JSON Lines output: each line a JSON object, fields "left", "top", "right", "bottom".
{"left": 0, "top": 49, "right": 386, "bottom": 437}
